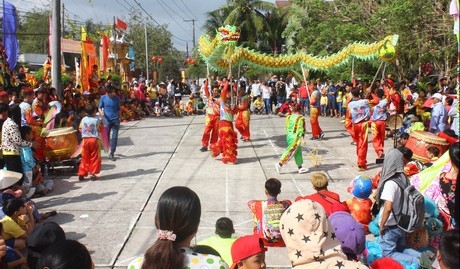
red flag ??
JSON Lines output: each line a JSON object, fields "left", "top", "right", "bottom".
{"left": 115, "top": 17, "right": 127, "bottom": 30}
{"left": 101, "top": 34, "right": 109, "bottom": 71}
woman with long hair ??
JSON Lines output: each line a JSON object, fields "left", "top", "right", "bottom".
{"left": 133, "top": 186, "right": 228, "bottom": 269}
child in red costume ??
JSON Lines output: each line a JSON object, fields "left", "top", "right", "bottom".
{"left": 210, "top": 73, "right": 238, "bottom": 164}
{"left": 346, "top": 175, "right": 373, "bottom": 234}
{"left": 78, "top": 105, "right": 102, "bottom": 181}
{"left": 235, "top": 82, "right": 251, "bottom": 141}
{"left": 200, "top": 79, "right": 220, "bottom": 152}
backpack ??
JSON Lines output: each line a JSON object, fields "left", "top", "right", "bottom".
{"left": 391, "top": 179, "right": 425, "bottom": 233}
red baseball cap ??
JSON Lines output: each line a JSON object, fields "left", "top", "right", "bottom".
{"left": 230, "top": 235, "right": 267, "bottom": 269}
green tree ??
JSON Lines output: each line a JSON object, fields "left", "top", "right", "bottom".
{"left": 259, "top": 6, "right": 291, "bottom": 54}
{"left": 223, "top": 0, "right": 276, "bottom": 48}
{"left": 125, "top": 13, "right": 174, "bottom": 79}
{"left": 284, "top": 0, "right": 456, "bottom": 80}
{"left": 17, "top": 7, "right": 50, "bottom": 54}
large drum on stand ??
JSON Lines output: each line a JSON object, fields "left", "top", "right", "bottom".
{"left": 406, "top": 131, "right": 449, "bottom": 163}
{"left": 42, "top": 127, "right": 78, "bottom": 162}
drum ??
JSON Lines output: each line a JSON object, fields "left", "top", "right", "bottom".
{"left": 386, "top": 114, "right": 403, "bottom": 130}
{"left": 406, "top": 131, "right": 449, "bottom": 163}
{"left": 42, "top": 127, "right": 78, "bottom": 161}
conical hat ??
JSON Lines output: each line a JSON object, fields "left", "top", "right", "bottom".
{"left": 0, "top": 170, "right": 22, "bottom": 190}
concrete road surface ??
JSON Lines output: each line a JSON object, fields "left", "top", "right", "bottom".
{"left": 34, "top": 112, "right": 392, "bottom": 268}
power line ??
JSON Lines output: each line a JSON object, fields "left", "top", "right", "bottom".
{"left": 156, "top": 0, "right": 190, "bottom": 34}
{"left": 171, "top": 0, "right": 192, "bottom": 20}
{"left": 133, "top": 0, "right": 190, "bottom": 44}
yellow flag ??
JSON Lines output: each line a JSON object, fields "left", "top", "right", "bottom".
{"left": 81, "top": 26, "right": 87, "bottom": 41}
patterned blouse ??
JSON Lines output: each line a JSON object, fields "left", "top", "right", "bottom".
{"left": 1, "top": 118, "right": 32, "bottom": 153}
{"left": 128, "top": 247, "right": 228, "bottom": 269}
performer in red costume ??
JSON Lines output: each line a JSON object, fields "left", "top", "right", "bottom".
{"left": 31, "top": 87, "right": 49, "bottom": 161}
{"left": 309, "top": 86, "right": 324, "bottom": 140}
{"left": 235, "top": 81, "right": 251, "bottom": 142}
{"left": 370, "top": 89, "right": 388, "bottom": 159}
{"left": 348, "top": 88, "right": 371, "bottom": 171}
{"left": 210, "top": 73, "right": 238, "bottom": 164}
{"left": 200, "top": 79, "right": 220, "bottom": 152}
{"left": 344, "top": 82, "right": 357, "bottom": 145}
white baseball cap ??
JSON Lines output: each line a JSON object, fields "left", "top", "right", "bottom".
{"left": 432, "top": 93, "right": 443, "bottom": 100}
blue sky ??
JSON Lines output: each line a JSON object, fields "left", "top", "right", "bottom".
{"left": 8, "top": 0, "right": 278, "bottom": 50}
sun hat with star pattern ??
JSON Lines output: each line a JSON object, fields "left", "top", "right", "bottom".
{"left": 279, "top": 199, "right": 368, "bottom": 269}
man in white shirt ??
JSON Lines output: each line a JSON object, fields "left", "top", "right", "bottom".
{"left": 376, "top": 149, "right": 424, "bottom": 266}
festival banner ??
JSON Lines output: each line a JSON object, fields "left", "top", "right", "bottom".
{"left": 81, "top": 26, "right": 87, "bottom": 41}
{"left": 101, "top": 34, "right": 109, "bottom": 72}
{"left": 2, "top": 1, "right": 19, "bottom": 69}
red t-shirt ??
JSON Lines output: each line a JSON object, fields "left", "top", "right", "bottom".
{"left": 295, "top": 190, "right": 343, "bottom": 216}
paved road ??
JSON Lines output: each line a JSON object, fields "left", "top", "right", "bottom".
{"left": 34, "top": 112, "right": 393, "bottom": 268}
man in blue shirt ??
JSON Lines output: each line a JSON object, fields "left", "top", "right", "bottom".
{"left": 429, "top": 93, "right": 447, "bottom": 134}
{"left": 98, "top": 85, "right": 120, "bottom": 161}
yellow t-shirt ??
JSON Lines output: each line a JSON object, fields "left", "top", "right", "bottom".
{"left": 0, "top": 215, "right": 26, "bottom": 240}
{"left": 147, "top": 87, "right": 157, "bottom": 99}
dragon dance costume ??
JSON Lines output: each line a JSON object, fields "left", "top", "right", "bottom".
{"left": 348, "top": 99, "right": 370, "bottom": 169}
{"left": 279, "top": 112, "right": 306, "bottom": 166}
{"left": 344, "top": 93, "right": 357, "bottom": 143}
{"left": 309, "top": 89, "right": 323, "bottom": 139}
{"left": 235, "top": 93, "right": 251, "bottom": 141}
{"left": 201, "top": 80, "right": 220, "bottom": 149}
{"left": 210, "top": 81, "right": 238, "bottom": 164}
{"left": 370, "top": 99, "right": 388, "bottom": 158}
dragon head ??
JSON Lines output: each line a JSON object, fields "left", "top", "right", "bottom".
{"left": 218, "top": 25, "right": 240, "bottom": 45}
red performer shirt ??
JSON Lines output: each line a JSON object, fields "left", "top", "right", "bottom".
{"left": 346, "top": 197, "right": 373, "bottom": 234}
{"left": 295, "top": 191, "right": 345, "bottom": 216}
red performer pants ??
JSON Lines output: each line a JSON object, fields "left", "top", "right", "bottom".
{"left": 353, "top": 121, "right": 368, "bottom": 167}
{"left": 78, "top": 138, "right": 101, "bottom": 176}
{"left": 210, "top": 120, "right": 238, "bottom": 164}
{"left": 235, "top": 110, "right": 250, "bottom": 140}
{"left": 201, "top": 114, "right": 219, "bottom": 148}
{"left": 310, "top": 107, "right": 323, "bottom": 138}
{"left": 371, "top": 120, "right": 386, "bottom": 157}
{"left": 344, "top": 110, "right": 357, "bottom": 143}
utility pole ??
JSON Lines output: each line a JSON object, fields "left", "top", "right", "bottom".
{"left": 52, "top": 0, "right": 62, "bottom": 97}
{"left": 61, "top": 3, "right": 64, "bottom": 34}
{"left": 184, "top": 19, "right": 196, "bottom": 48}
{"left": 144, "top": 24, "right": 149, "bottom": 82}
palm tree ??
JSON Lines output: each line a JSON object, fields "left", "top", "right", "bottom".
{"left": 203, "top": 6, "right": 232, "bottom": 38}
{"left": 223, "top": 0, "right": 276, "bottom": 48}
{"left": 259, "top": 7, "right": 291, "bottom": 54}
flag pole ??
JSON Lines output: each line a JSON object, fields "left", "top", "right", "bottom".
{"left": 113, "top": 16, "right": 117, "bottom": 75}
